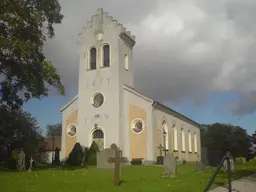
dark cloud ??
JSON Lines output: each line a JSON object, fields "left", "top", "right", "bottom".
{"left": 44, "top": 0, "right": 256, "bottom": 115}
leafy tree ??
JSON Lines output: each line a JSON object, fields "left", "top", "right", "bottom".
{"left": 0, "top": 0, "right": 64, "bottom": 110}
{"left": 46, "top": 123, "right": 61, "bottom": 136}
{"left": 202, "top": 123, "right": 251, "bottom": 163}
{"left": 0, "top": 106, "right": 43, "bottom": 163}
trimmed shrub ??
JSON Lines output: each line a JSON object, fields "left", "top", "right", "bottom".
{"left": 66, "top": 143, "right": 84, "bottom": 166}
{"left": 130, "top": 158, "right": 143, "bottom": 165}
{"left": 87, "top": 142, "right": 99, "bottom": 165}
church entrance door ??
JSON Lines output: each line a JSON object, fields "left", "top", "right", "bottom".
{"left": 92, "top": 129, "right": 104, "bottom": 151}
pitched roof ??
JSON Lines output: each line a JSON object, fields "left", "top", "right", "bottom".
{"left": 39, "top": 136, "right": 61, "bottom": 151}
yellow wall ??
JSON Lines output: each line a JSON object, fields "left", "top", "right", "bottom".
{"left": 129, "top": 104, "right": 147, "bottom": 159}
{"left": 65, "top": 110, "right": 78, "bottom": 158}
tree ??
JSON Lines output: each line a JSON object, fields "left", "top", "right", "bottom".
{"left": 201, "top": 123, "right": 251, "bottom": 165}
{"left": 46, "top": 123, "right": 61, "bottom": 136}
{"left": 0, "top": 106, "right": 43, "bottom": 162}
{"left": 0, "top": 0, "right": 64, "bottom": 110}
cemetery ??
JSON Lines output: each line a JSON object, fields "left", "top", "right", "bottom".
{"left": 0, "top": 142, "right": 255, "bottom": 192}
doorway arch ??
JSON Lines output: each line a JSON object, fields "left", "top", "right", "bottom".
{"left": 90, "top": 128, "right": 105, "bottom": 151}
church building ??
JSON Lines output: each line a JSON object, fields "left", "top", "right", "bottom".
{"left": 60, "top": 9, "right": 201, "bottom": 164}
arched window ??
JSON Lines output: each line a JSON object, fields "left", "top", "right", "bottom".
{"left": 173, "top": 125, "right": 178, "bottom": 151}
{"left": 90, "top": 47, "right": 96, "bottom": 70}
{"left": 102, "top": 44, "right": 110, "bottom": 67}
{"left": 181, "top": 128, "right": 186, "bottom": 152}
{"left": 93, "top": 130, "right": 104, "bottom": 138}
{"left": 124, "top": 54, "right": 129, "bottom": 70}
{"left": 188, "top": 130, "right": 192, "bottom": 152}
{"left": 194, "top": 132, "right": 198, "bottom": 153}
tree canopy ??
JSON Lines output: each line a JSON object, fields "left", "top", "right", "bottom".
{"left": 46, "top": 123, "right": 61, "bottom": 136}
{"left": 0, "top": 0, "right": 64, "bottom": 110}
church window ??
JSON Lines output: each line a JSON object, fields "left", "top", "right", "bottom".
{"left": 181, "top": 128, "right": 186, "bottom": 152}
{"left": 89, "top": 47, "right": 97, "bottom": 70}
{"left": 93, "top": 130, "right": 104, "bottom": 138}
{"left": 102, "top": 44, "right": 110, "bottom": 67}
{"left": 188, "top": 130, "right": 192, "bottom": 152}
{"left": 194, "top": 132, "right": 198, "bottom": 153}
{"left": 124, "top": 54, "right": 129, "bottom": 70}
{"left": 131, "top": 119, "right": 144, "bottom": 134}
{"left": 92, "top": 92, "right": 104, "bottom": 108}
{"left": 67, "top": 124, "right": 77, "bottom": 137}
{"left": 173, "top": 125, "right": 178, "bottom": 151}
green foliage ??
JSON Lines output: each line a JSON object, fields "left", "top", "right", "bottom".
{"left": 247, "top": 157, "right": 256, "bottom": 165}
{"left": 201, "top": 123, "right": 251, "bottom": 163}
{"left": 8, "top": 149, "right": 19, "bottom": 169}
{"left": 0, "top": 106, "right": 42, "bottom": 163}
{"left": 66, "top": 143, "right": 84, "bottom": 166}
{"left": 235, "top": 157, "right": 246, "bottom": 165}
{"left": 46, "top": 123, "right": 62, "bottom": 136}
{"left": 87, "top": 142, "right": 99, "bottom": 165}
{"left": 0, "top": 0, "right": 64, "bottom": 110}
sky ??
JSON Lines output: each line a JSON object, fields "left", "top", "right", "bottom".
{"left": 23, "top": 0, "right": 256, "bottom": 135}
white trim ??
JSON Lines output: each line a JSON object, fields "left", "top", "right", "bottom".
{"left": 123, "top": 85, "right": 153, "bottom": 103}
{"left": 173, "top": 126, "right": 178, "bottom": 151}
{"left": 188, "top": 130, "right": 192, "bottom": 152}
{"left": 60, "top": 95, "right": 78, "bottom": 112}
{"left": 131, "top": 118, "right": 145, "bottom": 135}
{"left": 181, "top": 128, "right": 186, "bottom": 152}
{"left": 89, "top": 127, "right": 106, "bottom": 149}
{"left": 91, "top": 91, "right": 105, "bottom": 108}
{"left": 67, "top": 123, "right": 77, "bottom": 137}
{"left": 194, "top": 132, "right": 198, "bottom": 153}
{"left": 101, "top": 42, "right": 111, "bottom": 68}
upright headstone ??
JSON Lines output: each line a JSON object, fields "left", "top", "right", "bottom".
{"left": 201, "top": 146, "right": 209, "bottom": 166}
{"left": 53, "top": 148, "right": 60, "bottom": 165}
{"left": 223, "top": 159, "right": 235, "bottom": 173}
{"left": 107, "top": 143, "right": 128, "bottom": 186}
{"left": 196, "top": 161, "right": 205, "bottom": 171}
{"left": 97, "top": 147, "right": 115, "bottom": 170}
{"left": 81, "top": 147, "right": 88, "bottom": 166}
{"left": 17, "top": 149, "right": 26, "bottom": 171}
{"left": 27, "top": 157, "right": 33, "bottom": 172}
{"left": 157, "top": 144, "right": 164, "bottom": 165}
{"left": 163, "top": 153, "right": 176, "bottom": 178}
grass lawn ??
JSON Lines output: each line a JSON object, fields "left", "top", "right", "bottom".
{"left": 0, "top": 164, "right": 255, "bottom": 192}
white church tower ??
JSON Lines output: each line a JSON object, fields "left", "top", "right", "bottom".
{"left": 76, "top": 8, "right": 136, "bottom": 151}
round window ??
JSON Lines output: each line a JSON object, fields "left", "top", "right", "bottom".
{"left": 92, "top": 92, "right": 104, "bottom": 108}
{"left": 67, "top": 124, "right": 77, "bottom": 137}
{"left": 132, "top": 119, "right": 144, "bottom": 133}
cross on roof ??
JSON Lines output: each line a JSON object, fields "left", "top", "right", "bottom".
{"left": 107, "top": 143, "right": 128, "bottom": 186}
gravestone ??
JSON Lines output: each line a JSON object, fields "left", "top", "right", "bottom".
{"left": 196, "top": 161, "right": 205, "bottom": 171}
{"left": 201, "top": 146, "right": 209, "bottom": 166}
{"left": 97, "top": 147, "right": 115, "bottom": 170}
{"left": 157, "top": 144, "right": 164, "bottom": 165}
{"left": 17, "top": 149, "right": 26, "bottom": 171}
{"left": 81, "top": 147, "right": 88, "bottom": 166}
{"left": 162, "top": 153, "right": 176, "bottom": 178}
{"left": 27, "top": 157, "right": 33, "bottom": 172}
{"left": 107, "top": 143, "right": 128, "bottom": 186}
{"left": 223, "top": 159, "right": 235, "bottom": 173}
{"left": 53, "top": 148, "right": 60, "bottom": 165}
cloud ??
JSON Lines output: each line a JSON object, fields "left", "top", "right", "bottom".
{"left": 44, "top": 0, "right": 256, "bottom": 115}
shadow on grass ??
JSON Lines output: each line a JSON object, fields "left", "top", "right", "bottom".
{"left": 0, "top": 163, "right": 90, "bottom": 173}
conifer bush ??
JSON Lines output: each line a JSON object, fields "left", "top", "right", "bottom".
{"left": 66, "top": 143, "right": 84, "bottom": 166}
{"left": 87, "top": 141, "right": 99, "bottom": 165}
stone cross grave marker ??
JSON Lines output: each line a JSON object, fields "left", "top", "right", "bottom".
{"left": 107, "top": 143, "right": 128, "bottom": 186}
{"left": 157, "top": 144, "right": 164, "bottom": 157}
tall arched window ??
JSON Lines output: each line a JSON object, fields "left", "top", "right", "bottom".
{"left": 194, "top": 132, "right": 198, "bottom": 153}
{"left": 181, "top": 128, "right": 186, "bottom": 152}
{"left": 90, "top": 48, "right": 97, "bottom": 70}
{"left": 124, "top": 54, "right": 129, "bottom": 70}
{"left": 102, "top": 44, "right": 110, "bottom": 67}
{"left": 173, "top": 125, "right": 178, "bottom": 151}
{"left": 188, "top": 130, "right": 192, "bottom": 152}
